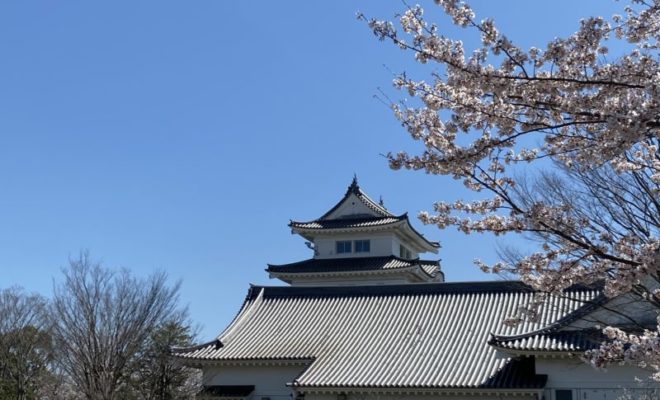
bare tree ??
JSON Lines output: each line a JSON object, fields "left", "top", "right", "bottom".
{"left": 50, "top": 252, "right": 182, "bottom": 400}
{"left": 503, "top": 159, "right": 659, "bottom": 305}
{"left": 0, "top": 287, "right": 52, "bottom": 400}
{"left": 496, "top": 159, "right": 660, "bottom": 328}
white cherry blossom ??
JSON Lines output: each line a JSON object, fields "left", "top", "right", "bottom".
{"left": 362, "top": 0, "right": 660, "bottom": 378}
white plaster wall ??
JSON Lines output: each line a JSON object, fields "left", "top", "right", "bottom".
{"left": 203, "top": 365, "right": 305, "bottom": 400}
{"left": 392, "top": 235, "right": 420, "bottom": 259}
{"left": 287, "top": 275, "right": 419, "bottom": 286}
{"left": 313, "top": 233, "right": 422, "bottom": 260}
{"left": 537, "top": 358, "right": 660, "bottom": 400}
{"left": 314, "top": 233, "right": 397, "bottom": 259}
{"left": 390, "top": 236, "right": 401, "bottom": 256}
{"left": 201, "top": 365, "right": 537, "bottom": 400}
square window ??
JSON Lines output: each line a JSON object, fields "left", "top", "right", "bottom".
{"left": 355, "top": 240, "right": 370, "bottom": 253}
{"left": 336, "top": 241, "right": 352, "bottom": 254}
{"left": 555, "top": 389, "right": 573, "bottom": 400}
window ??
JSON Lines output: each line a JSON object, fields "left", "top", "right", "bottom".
{"left": 555, "top": 390, "right": 573, "bottom": 400}
{"left": 336, "top": 240, "right": 352, "bottom": 254}
{"left": 355, "top": 240, "right": 370, "bottom": 253}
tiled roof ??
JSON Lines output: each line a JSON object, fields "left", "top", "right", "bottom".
{"left": 289, "top": 215, "right": 406, "bottom": 230}
{"left": 289, "top": 214, "right": 440, "bottom": 250}
{"left": 289, "top": 178, "right": 440, "bottom": 251}
{"left": 489, "top": 290, "right": 607, "bottom": 353}
{"left": 419, "top": 262, "right": 440, "bottom": 276}
{"left": 174, "top": 282, "right": 599, "bottom": 389}
{"left": 490, "top": 330, "right": 602, "bottom": 352}
{"left": 267, "top": 256, "right": 439, "bottom": 277}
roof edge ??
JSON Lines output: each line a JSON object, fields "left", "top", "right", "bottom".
{"left": 289, "top": 384, "right": 546, "bottom": 392}
{"left": 489, "top": 291, "right": 606, "bottom": 343}
{"left": 288, "top": 214, "right": 407, "bottom": 229}
{"left": 171, "top": 339, "right": 222, "bottom": 355}
{"left": 267, "top": 255, "right": 439, "bottom": 269}
{"left": 250, "top": 281, "right": 535, "bottom": 299}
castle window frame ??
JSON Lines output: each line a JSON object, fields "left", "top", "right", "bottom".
{"left": 355, "top": 240, "right": 370, "bottom": 253}
{"left": 336, "top": 240, "right": 352, "bottom": 254}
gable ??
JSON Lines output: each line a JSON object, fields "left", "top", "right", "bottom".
{"left": 324, "top": 193, "right": 382, "bottom": 219}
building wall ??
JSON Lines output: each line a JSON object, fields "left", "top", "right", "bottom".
{"left": 313, "top": 233, "right": 419, "bottom": 259}
{"left": 285, "top": 275, "right": 420, "bottom": 286}
{"left": 202, "top": 364, "right": 304, "bottom": 400}
{"left": 315, "top": 233, "right": 395, "bottom": 259}
{"left": 200, "top": 360, "right": 660, "bottom": 400}
{"left": 200, "top": 365, "right": 538, "bottom": 400}
{"left": 537, "top": 358, "right": 660, "bottom": 400}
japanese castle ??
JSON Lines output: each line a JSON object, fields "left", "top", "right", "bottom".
{"left": 174, "top": 178, "right": 659, "bottom": 400}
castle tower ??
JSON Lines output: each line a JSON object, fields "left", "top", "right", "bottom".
{"left": 267, "top": 177, "right": 443, "bottom": 286}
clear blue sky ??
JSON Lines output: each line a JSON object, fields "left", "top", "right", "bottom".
{"left": 0, "top": 1, "right": 622, "bottom": 340}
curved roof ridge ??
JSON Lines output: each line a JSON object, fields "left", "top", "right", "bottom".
{"left": 400, "top": 215, "right": 440, "bottom": 249}
{"left": 251, "top": 281, "right": 534, "bottom": 298}
{"left": 267, "top": 255, "right": 437, "bottom": 269}
{"left": 289, "top": 215, "right": 439, "bottom": 252}
{"left": 171, "top": 338, "right": 222, "bottom": 354}
{"left": 217, "top": 286, "right": 265, "bottom": 344}
{"left": 266, "top": 256, "right": 441, "bottom": 279}
{"left": 490, "top": 290, "right": 605, "bottom": 343}
{"left": 289, "top": 214, "right": 406, "bottom": 228}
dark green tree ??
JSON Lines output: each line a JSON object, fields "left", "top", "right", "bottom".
{"left": 131, "top": 318, "right": 199, "bottom": 400}
{"left": 0, "top": 288, "right": 53, "bottom": 400}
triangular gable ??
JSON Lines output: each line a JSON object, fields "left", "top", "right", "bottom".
{"left": 319, "top": 177, "right": 392, "bottom": 220}
{"left": 322, "top": 192, "right": 384, "bottom": 219}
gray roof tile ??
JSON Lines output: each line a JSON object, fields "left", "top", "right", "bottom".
{"left": 267, "top": 256, "right": 439, "bottom": 277}
{"left": 289, "top": 215, "right": 406, "bottom": 230}
{"left": 490, "top": 330, "right": 603, "bottom": 352}
{"left": 174, "top": 282, "right": 599, "bottom": 389}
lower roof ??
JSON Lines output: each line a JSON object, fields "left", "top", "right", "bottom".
{"left": 490, "top": 330, "right": 603, "bottom": 353}
{"left": 174, "top": 282, "right": 599, "bottom": 389}
{"left": 267, "top": 256, "right": 440, "bottom": 278}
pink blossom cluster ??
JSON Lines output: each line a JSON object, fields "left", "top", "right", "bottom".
{"left": 362, "top": 0, "right": 660, "bottom": 378}
{"left": 585, "top": 316, "right": 660, "bottom": 380}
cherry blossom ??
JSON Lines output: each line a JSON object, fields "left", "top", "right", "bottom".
{"left": 362, "top": 0, "right": 660, "bottom": 378}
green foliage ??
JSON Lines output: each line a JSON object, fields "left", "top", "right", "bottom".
{"left": 130, "top": 319, "right": 198, "bottom": 400}
{"left": 0, "top": 325, "right": 54, "bottom": 400}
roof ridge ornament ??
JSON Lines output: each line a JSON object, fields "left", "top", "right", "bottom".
{"left": 347, "top": 174, "right": 360, "bottom": 195}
